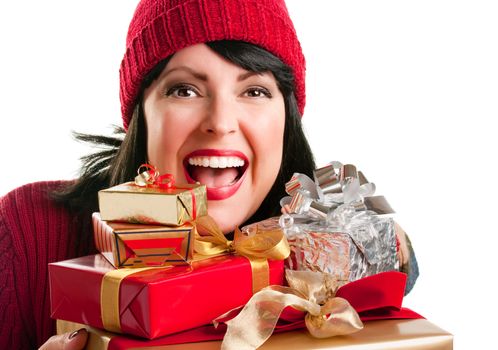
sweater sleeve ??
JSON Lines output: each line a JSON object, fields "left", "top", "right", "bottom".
{"left": 0, "top": 181, "right": 95, "bottom": 349}
{"left": 401, "top": 234, "right": 419, "bottom": 295}
{"left": 0, "top": 204, "right": 32, "bottom": 349}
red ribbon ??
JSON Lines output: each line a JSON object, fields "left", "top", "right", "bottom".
{"left": 106, "top": 271, "right": 422, "bottom": 349}
{"left": 135, "top": 164, "right": 197, "bottom": 220}
{"left": 275, "top": 271, "right": 422, "bottom": 331}
{"left": 135, "top": 164, "right": 175, "bottom": 189}
{"left": 156, "top": 173, "right": 175, "bottom": 189}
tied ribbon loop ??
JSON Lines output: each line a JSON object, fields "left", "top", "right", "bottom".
{"left": 134, "top": 163, "right": 175, "bottom": 189}
{"left": 221, "top": 271, "right": 408, "bottom": 350}
{"left": 194, "top": 216, "right": 290, "bottom": 260}
{"left": 134, "top": 163, "right": 197, "bottom": 220}
{"left": 194, "top": 215, "right": 290, "bottom": 293}
{"left": 281, "top": 161, "right": 394, "bottom": 220}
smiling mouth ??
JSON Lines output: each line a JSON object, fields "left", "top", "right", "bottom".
{"left": 183, "top": 150, "right": 249, "bottom": 200}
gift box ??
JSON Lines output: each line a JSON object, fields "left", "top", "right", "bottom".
{"left": 287, "top": 214, "right": 398, "bottom": 281}
{"left": 57, "top": 318, "right": 453, "bottom": 349}
{"left": 98, "top": 182, "right": 207, "bottom": 226}
{"left": 242, "top": 215, "right": 398, "bottom": 283}
{"left": 254, "top": 161, "right": 400, "bottom": 283}
{"left": 93, "top": 213, "right": 194, "bottom": 268}
{"left": 49, "top": 254, "right": 284, "bottom": 339}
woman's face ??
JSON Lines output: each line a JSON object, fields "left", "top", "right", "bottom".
{"left": 143, "top": 44, "right": 285, "bottom": 233}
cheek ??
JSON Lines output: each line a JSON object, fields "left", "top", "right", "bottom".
{"left": 143, "top": 106, "right": 191, "bottom": 173}
{"left": 259, "top": 125, "right": 284, "bottom": 171}
{"left": 146, "top": 114, "right": 174, "bottom": 159}
{"left": 247, "top": 102, "right": 286, "bottom": 186}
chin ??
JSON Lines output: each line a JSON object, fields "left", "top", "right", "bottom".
{"left": 207, "top": 201, "right": 249, "bottom": 234}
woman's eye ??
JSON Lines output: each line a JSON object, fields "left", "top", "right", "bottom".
{"left": 244, "top": 87, "right": 272, "bottom": 98}
{"left": 165, "top": 84, "right": 199, "bottom": 98}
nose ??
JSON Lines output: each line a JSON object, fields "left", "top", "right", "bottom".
{"left": 200, "top": 95, "right": 239, "bottom": 136}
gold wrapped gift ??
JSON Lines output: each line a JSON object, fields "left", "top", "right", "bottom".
{"left": 57, "top": 318, "right": 452, "bottom": 349}
{"left": 98, "top": 182, "right": 207, "bottom": 226}
{"left": 93, "top": 213, "right": 194, "bottom": 268}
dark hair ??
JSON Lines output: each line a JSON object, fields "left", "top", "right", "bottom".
{"left": 54, "top": 40, "right": 315, "bottom": 247}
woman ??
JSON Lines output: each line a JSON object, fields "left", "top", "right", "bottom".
{"left": 0, "top": 0, "right": 417, "bottom": 349}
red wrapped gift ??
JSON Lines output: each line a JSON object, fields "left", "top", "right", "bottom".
{"left": 49, "top": 254, "right": 284, "bottom": 339}
{"left": 93, "top": 213, "right": 194, "bottom": 268}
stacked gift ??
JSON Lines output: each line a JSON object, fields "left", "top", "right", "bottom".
{"left": 98, "top": 175, "right": 207, "bottom": 226}
{"left": 217, "top": 162, "right": 450, "bottom": 349}
{"left": 93, "top": 164, "right": 208, "bottom": 268}
{"left": 243, "top": 161, "right": 400, "bottom": 285}
{"left": 50, "top": 253, "right": 285, "bottom": 339}
{"left": 57, "top": 318, "right": 453, "bottom": 350}
{"left": 50, "top": 163, "right": 452, "bottom": 349}
{"left": 93, "top": 212, "right": 196, "bottom": 267}
{"left": 55, "top": 270, "right": 453, "bottom": 349}
{"left": 49, "top": 165, "right": 289, "bottom": 340}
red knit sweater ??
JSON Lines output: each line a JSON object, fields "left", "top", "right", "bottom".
{"left": 0, "top": 181, "right": 96, "bottom": 349}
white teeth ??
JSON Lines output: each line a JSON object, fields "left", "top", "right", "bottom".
{"left": 218, "top": 157, "right": 227, "bottom": 168}
{"left": 188, "top": 156, "right": 245, "bottom": 168}
{"left": 210, "top": 157, "right": 219, "bottom": 168}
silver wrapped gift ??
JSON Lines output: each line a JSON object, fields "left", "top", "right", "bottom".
{"left": 243, "top": 161, "right": 399, "bottom": 284}
{"left": 242, "top": 210, "right": 398, "bottom": 284}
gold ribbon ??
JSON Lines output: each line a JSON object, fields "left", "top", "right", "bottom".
{"left": 194, "top": 215, "right": 290, "bottom": 293}
{"left": 100, "top": 267, "right": 158, "bottom": 333}
{"left": 221, "top": 270, "right": 363, "bottom": 350}
{"left": 100, "top": 216, "right": 289, "bottom": 334}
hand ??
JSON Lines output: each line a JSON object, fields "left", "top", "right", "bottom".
{"left": 394, "top": 221, "right": 410, "bottom": 266}
{"left": 39, "top": 328, "right": 88, "bottom": 350}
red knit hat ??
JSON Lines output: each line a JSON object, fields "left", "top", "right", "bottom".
{"left": 119, "top": 0, "right": 306, "bottom": 129}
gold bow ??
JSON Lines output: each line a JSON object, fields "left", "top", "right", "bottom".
{"left": 221, "top": 270, "right": 363, "bottom": 350}
{"left": 194, "top": 215, "right": 290, "bottom": 293}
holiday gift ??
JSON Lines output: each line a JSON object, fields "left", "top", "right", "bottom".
{"left": 49, "top": 254, "right": 285, "bottom": 339}
{"left": 243, "top": 162, "right": 399, "bottom": 283}
{"left": 98, "top": 165, "right": 207, "bottom": 225}
{"left": 93, "top": 212, "right": 195, "bottom": 268}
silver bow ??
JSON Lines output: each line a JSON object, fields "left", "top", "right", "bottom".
{"left": 281, "top": 161, "right": 394, "bottom": 220}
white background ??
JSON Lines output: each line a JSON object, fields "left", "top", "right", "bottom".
{"left": 1, "top": 1, "right": 497, "bottom": 348}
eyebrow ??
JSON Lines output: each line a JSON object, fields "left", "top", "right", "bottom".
{"left": 162, "top": 66, "right": 266, "bottom": 82}
{"left": 237, "top": 71, "right": 264, "bottom": 81}
{"left": 162, "top": 66, "right": 208, "bottom": 81}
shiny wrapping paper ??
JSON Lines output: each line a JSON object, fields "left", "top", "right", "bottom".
{"left": 93, "top": 213, "right": 194, "bottom": 268}
{"left": 57, "top": 318, "right": 453, "bottom": 349}
{"left": 98, "top": 182, "right": 207, "bottom": 226}
{"left": 49, "top": 254, "right": 284, "bottom": 339}
{"left": 242, "top": 215, "right": 398, "bottom": 283}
